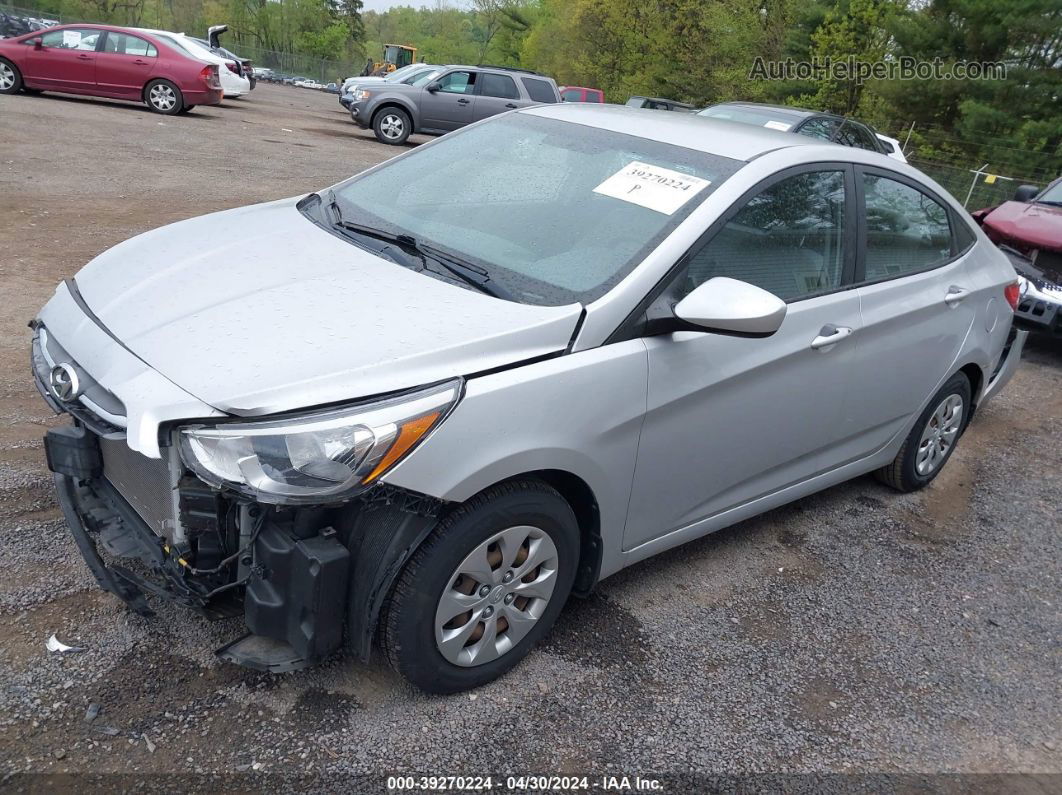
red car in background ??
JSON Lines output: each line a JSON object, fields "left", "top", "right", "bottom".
{"left": 973, "top": 176, "right": 1062, "bottom": 335}
{"left": 559, "top": 85, "right": 604, "bottom": 103}
{"left": 0, "top": 23, "right": 222, "bottom": 114}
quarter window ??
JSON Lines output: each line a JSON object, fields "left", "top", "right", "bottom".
{"left": 682, "top": 170, "right": 847, "bottom": 302}
{"left": 521, "top": 77, "right": 556, "bottom": 103}
{"left": 797, "top": 117, "right": 839, "bottom": 141}
{"left": 480, "top": 73, "right": 519, "bottom": 100}
{"left": 862, "top": 174, "right": 953, "bottom": 280}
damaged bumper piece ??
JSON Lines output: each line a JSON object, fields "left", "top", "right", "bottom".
{"left": 43, "top": 421, "right": 444, "bottom": 673}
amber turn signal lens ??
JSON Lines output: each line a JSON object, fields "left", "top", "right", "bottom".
{"left": 364, "top": 411, "right": 441, "bottom": 483}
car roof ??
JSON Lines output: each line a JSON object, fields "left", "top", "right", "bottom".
{"left": 521, "top": 103, "right": 822, "bottom": 161}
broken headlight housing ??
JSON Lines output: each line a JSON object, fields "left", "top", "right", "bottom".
{"left": 178, "top": 380, "right": 460, "bottom": 504}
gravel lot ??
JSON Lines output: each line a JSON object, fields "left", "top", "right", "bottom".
{"left": 0, "top": 85, "right": 1059, "bottom": 788}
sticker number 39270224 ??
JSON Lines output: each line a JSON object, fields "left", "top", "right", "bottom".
{"left": 592, "top": 161, "right": 711, "bottom": 215}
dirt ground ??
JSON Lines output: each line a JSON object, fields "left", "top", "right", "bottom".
{"left": 0, "top": 85, "right": 1060, "bottom": 788}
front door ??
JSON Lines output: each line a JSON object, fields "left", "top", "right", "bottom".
{"left": 624, "top": 167, "right": 862, "bottom": 551}
{"left": 23, "top": 28, "right": 102, "bottom": 91}
{"left": 95, "top": 31, "right": 157, "bottom": 97}
{"left": 420, "top": 70, "right": 477, "bottom": 131}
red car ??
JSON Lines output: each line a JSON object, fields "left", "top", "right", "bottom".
{"left": 0, "top": 23, "right": 223, "bottom": 114}
{"left": 559, "top": 85, "right": 604, "bottom": 103}
{"left": 972, "top": 176, "right": 1062, "bottom": 335}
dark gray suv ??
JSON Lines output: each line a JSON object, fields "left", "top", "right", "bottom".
{"left": 349, "top": 65, "right": 561, "bottom": 145}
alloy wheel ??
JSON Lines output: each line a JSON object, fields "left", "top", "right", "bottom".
{"left": 379, "top": 113, "right": 404, "bottom": 140}
{"left": 435, "top": 525, "right": 559, "bottom": 667}
{"left": 915, "top": 393, "right": 963, "bottom": 476}
{"left": 0, "top": 64, "right": 14, "bottom": 91}
{"left": 149, "top": 84, "right": 176, "bottom": 111}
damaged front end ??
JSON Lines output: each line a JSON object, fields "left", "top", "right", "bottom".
{"left": 34, "top": 325, "right": 452, "bottom": 673}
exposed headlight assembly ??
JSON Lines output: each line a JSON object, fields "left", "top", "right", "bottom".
{"left": 354, "top": 89, "right": 372, "bottom": 101}
{"left": 178, "top": 380, "right": 460, "bottom": 504}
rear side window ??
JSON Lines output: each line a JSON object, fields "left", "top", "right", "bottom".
{"left": 480, "top": 73, "right": 519, "bottom": 100}
{"left": 683, "top": 170, "right": 847, "bottom": 302}
{"left": 835, "top": 122, "right": 879, "bottom": 151}
{"left": 797, "top": 117, "right": 839, "bottom": 141}
{"left": 521, "top": 77, "right": 556, "bottom": 103}
{"left": 104, "top": 32, "right": 157, "bottom": 57}
{"left": 561, "top": 88, "right": 583, "bottom": 102}
{"left": 862, "top": 174, "right": 953, "bottom": 280}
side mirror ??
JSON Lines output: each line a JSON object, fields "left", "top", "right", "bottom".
{"left": 1013, "top": 184, "right": 1039, "bottom": 203}
{"left": 426, "top": 81, "right": 440, "bottom": 93}
{"left": 673, "top": 277, "right": 787, "bottom": 337}
{"left": 32, "top": 37, "right": 43, "bottom": 49}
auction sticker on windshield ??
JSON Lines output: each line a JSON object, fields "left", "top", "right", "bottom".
{"left": 593, "top": 161, "right": 711, "bottom": 215}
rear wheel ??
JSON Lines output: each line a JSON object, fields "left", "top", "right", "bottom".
{"left": 875, "top": 372, "right": 971, "bottom": 492}
{"left": 380, "top": 480, "right": 579, "bottom": 693}
{"left": 144, "top": 79, "right": 183, "bottom": 115}
{"left": 0, "top": 58, "right": 22, "bottom": 94}
{"left": 372, "top": 107, "right": 411, "bottom": 145}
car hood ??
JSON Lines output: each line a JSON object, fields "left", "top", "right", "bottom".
{"left": 982, "top": 201, "right": 1062, "bottom": 253}
{"left": 72, "top": 198, "right": 582, "bottom": 416}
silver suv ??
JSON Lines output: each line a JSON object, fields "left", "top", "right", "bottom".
{"left": 33, "top": 105, "right": 1025, "bottom": 693}
{"left": 349, "top": 64, "right": 560, "bottom": 144}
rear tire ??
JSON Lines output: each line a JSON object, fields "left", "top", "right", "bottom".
{"left": 380, "top": 479, "right": 579, "bottom": 693}
{"left": 144, "top": 79, "right": 183, "bottom": 115}
{"left": 0, "top": 58, "right": 22, "bottom": 94}
{"left": 372, "top": 107, "right": 411, "bottom": 145}
{"left": 875, "top": 372, "right": 971, "bottom": 492}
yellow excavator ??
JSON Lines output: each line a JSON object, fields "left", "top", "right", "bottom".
{"left": 372, "top": 44, "right": 417, "bottom": 74}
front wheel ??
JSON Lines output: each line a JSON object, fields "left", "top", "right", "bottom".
{"left": 372, "top": 107, "right": 411, "bottom": 145}
{"left": 144, "top": 79, "right": 183, "bottom": 115}
{"left": 875, "top": 372, "right": 971, "bottom": 492}
{"left": 380, "top": 480, "right": 579, "bottom": 693}
{"left": 0, "top": 58, "right": 23, "bottom": 94}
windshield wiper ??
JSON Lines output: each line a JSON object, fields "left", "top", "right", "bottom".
{"left": 323, "top": 190, "right": 514, "bottom": 301}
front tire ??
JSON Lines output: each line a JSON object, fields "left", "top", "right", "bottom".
{"left": 380, "top": 480, "right": 579, "bottom": 693}
{"left": 875, "top": 372, "right": 971, "bottom": 492}
{"left": 372, "top": 107, "right": 411, "bottom": 145}
{"left": 0, "top": 58, "right": 23, "bottom": 94}
{"left": 144, "top": 79, "right": 183, "bottom": 115}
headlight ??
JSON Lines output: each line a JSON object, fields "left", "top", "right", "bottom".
{"left": 178, "top": 380, "right": 460, "bottom": 504}
{"left": 354, "top": 89, "right": 372, "bottom": 101}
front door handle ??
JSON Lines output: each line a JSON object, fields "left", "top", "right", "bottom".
{"left": 944, "top": 286, "right": 970, "bottom": 306}
{"left": 811, "top": 324, "right": 853, "bottom": 350}
{"left": 457, "top": 98, "right": 470, "bottom": 105}
{"left": 77, "top": 54, "right": 93, "bottom": 60}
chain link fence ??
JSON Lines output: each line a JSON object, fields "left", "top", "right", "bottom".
{"left": 0, "top": 3, "right": 359, "bottom": 81}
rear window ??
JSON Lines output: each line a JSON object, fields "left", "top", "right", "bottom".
{"left": 521, "top": 77, "right": 557, "bottom": 103}
{"left": 698, "top": 105, "right": 798, "bottom": 131}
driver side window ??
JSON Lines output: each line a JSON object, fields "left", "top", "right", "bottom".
{"left": 437, "top": 71, "right": 476, "bottom": 94}
{"left": 680, "top": 169, "right": 847, "bottom": 302}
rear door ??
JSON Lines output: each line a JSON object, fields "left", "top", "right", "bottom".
{"left": 419, "top": 70, "right": 477, "bottom": 130}
{"left": 845, "top": 167, "right": 979, "bottom": 455}
{"left": 472, "top": 72, "right": 524, "bottom": 121}
{"left": 23, "top": 27, "right": 102, "bottom": 91}
{"left": 95, "top": 31, "right": 157, "bottom": 97}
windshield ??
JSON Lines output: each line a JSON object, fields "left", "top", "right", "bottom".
{"left": 408, "top": 68, "right": 441, "bottom": 86}
{"left": 1036, "top": 181, "right": 1062, "bottom": 205}
{"left": 328, "top": 113, "right": 743, "bottom": 305}
{"left": 384, "top": 63, "right": 419, "bottom": 81}
{"left": 698, "top": 105, "right": 798, "bottom": 130}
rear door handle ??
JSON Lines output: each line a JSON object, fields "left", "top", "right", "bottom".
{"left": 457, "top": 98, "right": 470, "bottom": 105}
{"left": 811, "top": 324, "right": 853, "bottom": 350}
{"left": 77, "top": 54, "right": 93, "bottom": 60}
{"left": 133, "top": 59, "right": 148, "bottom": 65}
{"left": 944, "top": 286, "right": 970, "bottom": 306}
{"left": 505, "top": 102, "right": 518, "bottom": 109}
